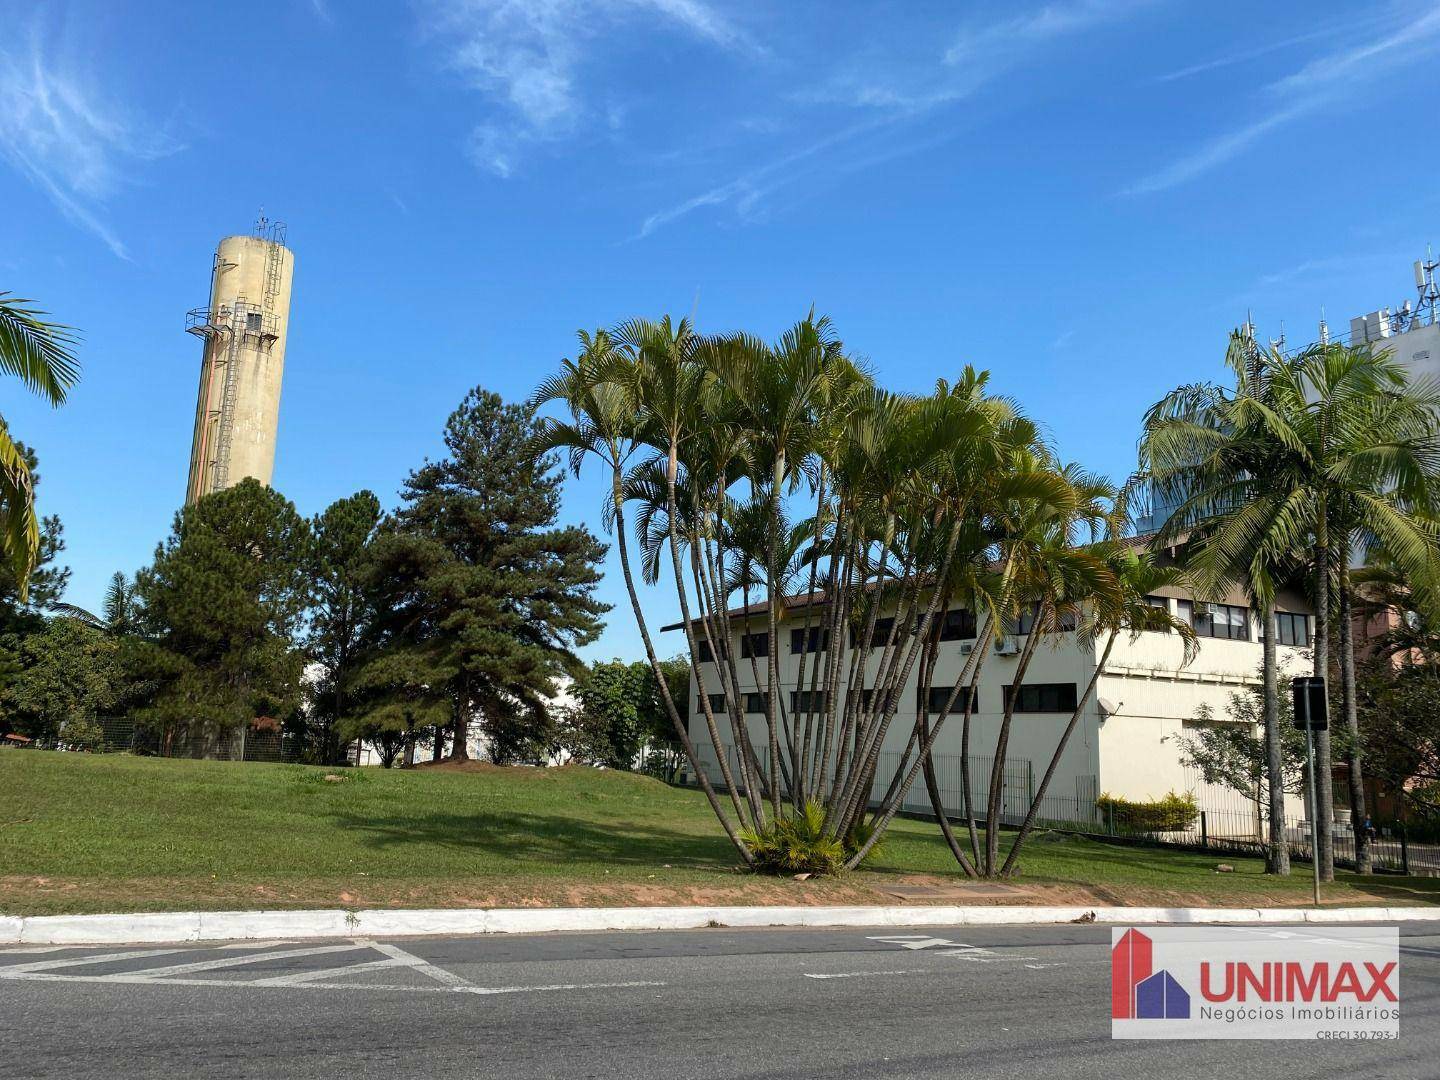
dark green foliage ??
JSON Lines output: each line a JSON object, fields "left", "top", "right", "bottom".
{"left": 305, "top": 490, "right": 382, "bottom": 763}
{"left": 1095, "top": 791, "right": 1199, "bottom": 833}
{"left": 365, "top": 387, "right": 609, "bottom": 760}
{"left": 132, "top": 479, "right": 310, "bottom": 742}
{"left": 1358, "top": 658, "right": 1440, "bottom": 817}
{"left": 1, "top": 618, "right": 120, "bottom": 741}
{"left": 565, "top": 659, "right": 650, "bottom": 768}
{"left": 0, "top": 445, "right": 70, "bottom": 635}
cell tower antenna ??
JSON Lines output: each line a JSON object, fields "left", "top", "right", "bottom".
{"left": 1416, "top": 243, "right": 1440, "bottom": 326}
{"left": 1319, "top": 306, "right": 1329, "bottom": 345}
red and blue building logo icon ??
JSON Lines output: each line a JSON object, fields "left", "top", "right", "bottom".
{"left": 1112, "top": 929, "right": 1190, "bottom": 1020}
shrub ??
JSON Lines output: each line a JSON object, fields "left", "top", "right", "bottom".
{"left": 1096, "top": 790, "right": 1198, "bottom": 833}
{"left": 741, "top": 802, "right": 846, "bottom": 875}
{"left": 59, "top": 718, "right": 105, "bottom": 752}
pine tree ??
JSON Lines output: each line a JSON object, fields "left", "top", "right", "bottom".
{"left": 366, "top": 388, "right": 608, "bottom": 760}
{"left": 306, "top": 490, "right": 382, "bottom": 763}
{"left": 133, "top": 479, "right": 310, "bottom": 753}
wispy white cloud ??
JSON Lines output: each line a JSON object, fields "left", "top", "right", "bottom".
{"left": 0, "top": 22, "right": 180, "bottom": 259}
{"left": 1126, "top": 8, "right": 1440, "bottom": 196}
{"left": 423, "top": 0, "right": 758, "bottom": 178}
{"left": 1153, "top": 24, "right": 1343, "bottom": 83}
{"left": 642, "top": 0, "right": 1148, "bottom": 238}
{"left": 944, "top": 0, "right": 1152, "bottom": 68}
{"left": 635, "top": 118, "right": 883, "bottom": 239}
{"left": 308, "top": 0, "right": 334, "bottom": 23}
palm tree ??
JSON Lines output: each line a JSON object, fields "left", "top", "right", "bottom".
{"left": 0, "top": 294, "right": 80, "bottom": 596}
{"left": 1140, "top": 335, "right": 1440, "bottom": 878}
{"left": 999, "top": 546, "right": 1198, "bottom": 875}
{"left": 1137, "top": 330, "right": 1301, "bottom": 875}
{"left": 52, "top": 571, "right": 142, "bottom": 634}
{"left": 537, "top": 313, "right": 1184, "bottom": 879}
{"left": 1287, "top": 343, "right": 1440, "bottom": 874}
{"left": 531, "top": 329, "right": 756, "bottom": 860}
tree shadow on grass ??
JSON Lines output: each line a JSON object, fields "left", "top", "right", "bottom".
{"left": 1341, "top": 876, "right": 1440, "bottom": 904}
{"left": 333, "top": 809, "right": 740, "bottom": 871}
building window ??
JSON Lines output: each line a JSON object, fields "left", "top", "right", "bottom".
{"left": 860, "top": 687, "right": 901, "bottom": 712}
{"left": 919, "top": 685, "right": 977, "bottom": 714}
{"left": 851, "top": 616, "right": 898, "bottom": 650}
{"left": 739, "top": 632, "right": 769, "bottom": 659}
{"left": 937, "top": 608, "right": 977, "bottom": 642}
{"left": 1006, "top": 602, "right": 1075, "bottom": 635}
{"left": 703, "top": 693, "right": 727, "bottom": 713}
{"left": 1267, "top": 611, "right": 1310, "bottom": 647}
{"left": 1003, "top": 683, "right": 1079, "bottom": 713}
{"left": 743, "top": 692, "right": 769, "bottom": 714}
{"left": 1179, "top": 600, "right": 1251, "bottom": 641}
{"left": 790, "top": 689, "right": 830, "bottom": 712}
{"left": 696, "top": 638, "right": 716, "bottom": 663}
{"left": 245, "top": 311, "right": 263, "bottom": 331}
{"left": 1141, "top": 595, "right": 1172, "bottom": 632}
{"left": 790, "top": 627, "right": 830, "bottom": 654}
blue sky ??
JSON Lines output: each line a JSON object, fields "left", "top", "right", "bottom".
{"left": 5, "top": 0, "right": 1440, "bottom": 662}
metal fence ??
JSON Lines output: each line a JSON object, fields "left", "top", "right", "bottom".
{"left": 688, "top": 742, "right": 1434, "bottom": 875}
{"left": 77, "top": 716, "right": 312, "bottom": 764}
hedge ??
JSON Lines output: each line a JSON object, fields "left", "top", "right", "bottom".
{"left": 1095, "top": 790, "right": 1199, "bottom": 833}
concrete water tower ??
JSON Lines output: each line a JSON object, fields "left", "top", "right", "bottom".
{"left": 183, "top": 217, "right": 295, "bottom": 504}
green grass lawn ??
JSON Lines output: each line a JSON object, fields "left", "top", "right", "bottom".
{"left": 2, "top": 751, "right": 1435, "bottom": 916}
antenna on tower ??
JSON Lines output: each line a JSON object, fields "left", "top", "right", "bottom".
{"left": 1318, "top": 306, "right": 1329, "bottom": 345}
{"left": 1415, "top": 244, "right": 1440, "bottom": 326}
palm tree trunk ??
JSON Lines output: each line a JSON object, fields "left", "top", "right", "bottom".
{"left": 985, "top": 625, "right": 1042, "bottom": 876}
{"left": 1262, "top": 602, "right": 1290, "bottom": 875}
{"left": 1312, "top": 521, "right": 1335, "bottom": 881}
{"left": 614, "top": 465, "right": 754, "bottom": 862}
{"left": 1338, "top": 556, "right": 1371, "bottom": 874}
{"left": 1000, "top": 631, "right": 1117, "bottom": 876}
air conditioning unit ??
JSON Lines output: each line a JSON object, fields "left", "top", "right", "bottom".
{"left": 993, "top": 636, "right": 1021, "bottom": 656}
{"left": 958, "top": 640, "right": 975, "bottom": 655}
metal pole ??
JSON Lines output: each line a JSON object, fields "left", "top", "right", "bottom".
{"left": 1302, "top": 691, "right": 1321, "bottom": 907}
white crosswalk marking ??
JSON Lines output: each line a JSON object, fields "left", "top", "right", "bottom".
{"left": 0, "top": 940, "right": 667, "bottom": 998}
{"left": 363, "top": 941, "right": 473, "bottom": 987}
{"left": 99, "top": 943, "right": 366, "bottom": 981}
{"left": 251, "top": 957, "right": 407, "bottom": 986}
{"left": 0, "top": 947, "right": 195, "bottom": 975}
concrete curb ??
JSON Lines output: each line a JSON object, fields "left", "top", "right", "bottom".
{"left": 6, "top": 904, "right": 1440, "bottom": 945}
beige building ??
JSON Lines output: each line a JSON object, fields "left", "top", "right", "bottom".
{"left": 675, "top": 583, "right": 1314, "bottom": 834}
{"left": 184, "top": 220, "right": 295, "bottom": 503}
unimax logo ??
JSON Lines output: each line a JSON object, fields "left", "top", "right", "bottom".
{"left": 1111, "top": 926, "right": 1400, "bottom": 1040}
{"left": 1198, "top": 961, "right": 1397, "bottom": 1003}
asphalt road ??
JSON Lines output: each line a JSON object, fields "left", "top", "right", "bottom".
{"left": 1, "top": 923, "right": 1435, "bottom": 1079}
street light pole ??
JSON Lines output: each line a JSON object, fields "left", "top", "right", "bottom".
{"left": 1293, "top": 676, "right": 1327, "bottom": 909}
{"left": 1302, "top": 690, "right": 1320, "bottom": 908}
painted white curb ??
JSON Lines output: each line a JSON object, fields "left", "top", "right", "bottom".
{"left": 5, "top": 904, "right": 1440, "bottom": 946}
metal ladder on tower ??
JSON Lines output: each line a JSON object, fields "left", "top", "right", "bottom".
{"left": 209, "top": 322, "right": 241, "bottom": 493}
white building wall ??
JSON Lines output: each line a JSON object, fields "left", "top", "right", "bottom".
{"left": 681, "top": 593, "right": 1313, "bottom": 826}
